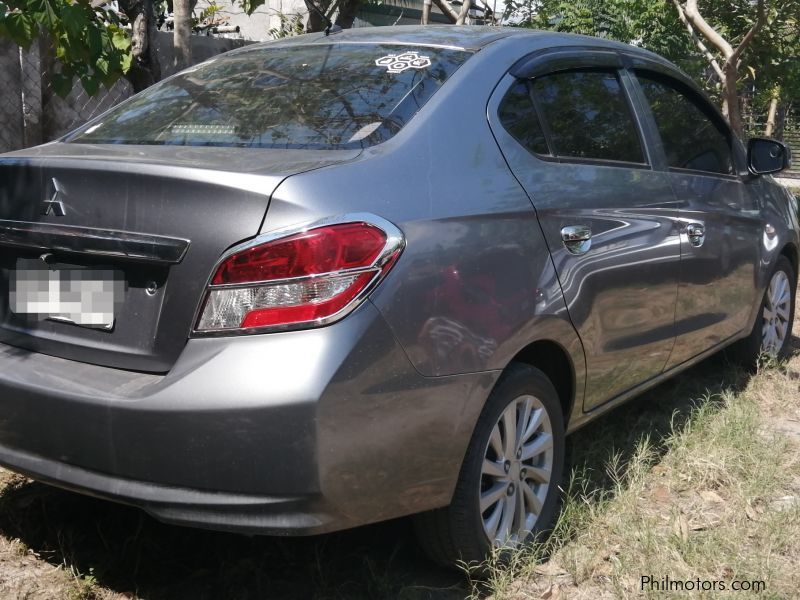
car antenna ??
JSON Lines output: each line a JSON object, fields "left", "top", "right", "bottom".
{"left": 306, "top": 0, "right": 342, "bottom": 36}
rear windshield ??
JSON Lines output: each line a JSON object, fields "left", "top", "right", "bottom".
{"left": 66, "top": 43, "right": 471, "bottom": 150}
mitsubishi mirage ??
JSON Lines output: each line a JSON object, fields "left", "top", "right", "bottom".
{"left": 0, "top": 26, "right": 796, "bottom": 565}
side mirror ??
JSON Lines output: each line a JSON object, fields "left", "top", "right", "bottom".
{"left": 748, "top": 137, "right": 791, "bottom": 175}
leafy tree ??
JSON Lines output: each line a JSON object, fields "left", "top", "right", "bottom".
{"left": 671, "top": 0, "right": 767, "bottom": 136}
{"left": 0, "top": 0, "right": 132, "bottom": 96}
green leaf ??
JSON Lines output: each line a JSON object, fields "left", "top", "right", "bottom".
{"left": 95, "top": 56, "right": 109, "bottom": 76}
{"left": 239, "top": 0, "right": 268, "bottom": 16}
{"left": 80, "top": 74, "right": 99, "bottom": 96}
{"left": 3, "top": 11, "right": 35, "bottom": 47}
{"left": 110, "top": 26, "right": 131, "bottom": 52}
{"left": 29, "top": 0, "right": 60, "bottom": 29}
{"left": 51, "top": 71, "right": 73, "bottom": 98}
{"left": 61, "top": 3, "right": 88, "bottom": 39}
{"left": 120, "top": 51, "right": 133, "bottom": 74}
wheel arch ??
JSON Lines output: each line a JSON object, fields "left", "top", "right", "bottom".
{"left": 507, "top": 339, "right": 576, "bottom": 424}
{"left": 780, "top": 242, "right": 798, "bottom": 279}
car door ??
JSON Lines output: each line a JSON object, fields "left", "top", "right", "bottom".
{"left": 629, "top": 68, "right": 763, "bottom": 368}
{"left": 488, "top": 50, "right": 681, "bottom": 411}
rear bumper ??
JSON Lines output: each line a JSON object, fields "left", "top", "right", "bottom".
{"left": 0, "top": 302, "right": 497, "bottom": 534}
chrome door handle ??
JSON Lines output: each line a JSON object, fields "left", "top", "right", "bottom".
{"left": 686, "top": 222, "right": 706, "bottom": 247}
{"left": 561, "top": 225, "right": 592, "bottom": 255}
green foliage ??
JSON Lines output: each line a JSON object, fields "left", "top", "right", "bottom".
{"left": 0, "top": 0, "right": 132, "bottom": 97}
{"left": 239, "top": 0, "right": 267, "bottom": 16}
{"left": 268, "top": 11, "right": 305, "bottom": 39}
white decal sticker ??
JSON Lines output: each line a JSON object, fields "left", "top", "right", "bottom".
{"left": 375, "top": 52, "right": 432, "bottom": 74}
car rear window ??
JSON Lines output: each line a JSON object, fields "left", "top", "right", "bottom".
{"left": 66, "top": 44, "right": 472, "bottom": 150}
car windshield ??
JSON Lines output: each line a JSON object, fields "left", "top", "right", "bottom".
{"left": 66, "top": 43, "right": 472, "bottom": 150}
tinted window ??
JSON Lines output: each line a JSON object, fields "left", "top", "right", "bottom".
{"left": 67, "top": 44, "right": 471, "bottom": 150}
{"left": 637, "top": 73, "right": 733, "bottom": 175}
{"left": 498, "top": 81, "right": 550, "bottom": 156}
{"left": 531, "top": 70, "right": 644, "bottom": 163}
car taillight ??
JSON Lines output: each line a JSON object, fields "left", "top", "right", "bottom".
{"left": 195, "top": 216, "right": 404, "bottom": 333}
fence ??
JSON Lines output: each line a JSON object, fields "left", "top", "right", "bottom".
{"left": 0, "top": 33, "right": 248, "bottom": 154}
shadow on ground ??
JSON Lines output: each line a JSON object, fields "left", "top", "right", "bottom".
{"left": 0, "top": 342, "right": 793, "bottom": 599}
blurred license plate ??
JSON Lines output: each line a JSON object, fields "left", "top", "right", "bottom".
{"left": 10, "top": 259, "right": 124, "bottom": 330}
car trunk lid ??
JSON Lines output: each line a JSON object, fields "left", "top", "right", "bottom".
{"left": 0, "top": 143, "right": 361, "bottom": 372}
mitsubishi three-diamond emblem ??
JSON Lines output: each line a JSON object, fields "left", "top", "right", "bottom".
{"left": 42, "top": 178, "right": 67, "bottom": 216}
{"left": 375, "top": 52, "right": 432, "bottom": 74}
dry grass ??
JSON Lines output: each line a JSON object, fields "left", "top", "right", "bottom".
{"left": 0, "top": 334, "right": 799, "bottom": 598}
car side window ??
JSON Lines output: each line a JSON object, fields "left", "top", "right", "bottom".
{"left": 498, "top": 70, "right": 645, "bottom": 165}
{"left": 636, "top": 73, "right": 734, "bottom": 175}
{"left": 498, "top": 81, "right": 550, "bottom": 156}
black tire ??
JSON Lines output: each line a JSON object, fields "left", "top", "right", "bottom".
{"left": 413, "top": 363, "right": 566, "bottom": 568}
{"left": 732, "top": 255, "right": 796, "bottom": 367}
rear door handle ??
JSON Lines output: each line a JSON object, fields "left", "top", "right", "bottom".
{"left": 561, "top": 225, "right": 592, "bottom": 255}
{"left": 686, "top": 222, "right": 705, "bottom": 247}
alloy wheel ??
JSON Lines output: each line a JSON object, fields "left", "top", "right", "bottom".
{"left": 762, "top": 270, "right": 792, "bottom": 356}
{"left": 479, "top": 394, "right": 554, "bottom": 547}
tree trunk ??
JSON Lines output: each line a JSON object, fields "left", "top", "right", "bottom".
{"left": 334, "top": 0, "right": 362, "bottom": 29}
{"left": 305, "top": 0, "right": 328, "bottom": 32}
{"left": 173, "top": 0, "right": 192, "bottom": 70}
{"left": 119, "top": 0, "right": 161, "bottom": 92}
{"left": 764, "top": 89, "right": 780, "bottom": 138}
{"left": 723, "top": 63, "right": 743, "bottom": 137}
{"left": 775, "top": 103, "right": 788, "bottom": 141}
{"left": 421, "top": 0, "right": 432, "bottom": 24}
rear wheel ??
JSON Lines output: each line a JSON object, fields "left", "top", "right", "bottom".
{"left": 414, "top": 364, "right": 565, "bottom": 567}
{"left": 734, "top": 255, "right": 796, "bottom": 366}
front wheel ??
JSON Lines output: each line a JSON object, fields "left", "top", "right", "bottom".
{"left": 734, "top": 255, "right": 796, "bottom": 366}
{"left": 414, "top": 364, "right": 566, "bottom": 567}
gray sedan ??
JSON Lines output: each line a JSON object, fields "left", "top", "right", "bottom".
{"left": 0, "top": 25, "right": 795, "bottom": 566}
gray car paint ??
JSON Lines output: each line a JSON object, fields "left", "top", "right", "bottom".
{"left": 0, "top": 26, "right": 795, "bottom": 535}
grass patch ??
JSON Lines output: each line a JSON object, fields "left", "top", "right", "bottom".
{"left": 473, "top": 352, "right": 800, "bottom": 599}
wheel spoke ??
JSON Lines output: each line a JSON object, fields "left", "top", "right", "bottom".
{"left": 515, "top": 484, "right": 525, "bottom": 533}
{"left": 516, "top": 398, "right": 532, "bottom": 452}
{"left": 482, "top": 457, "right": 507, "bottom": 479}
{"left": 483, "top": 498, "right": 503, "bottom": 540}
{"left": 522, "top": 432, "right": 553, "bottom": 461}
{"left": 481, "top": 481, "right": 508, "bottom": 512}
{"left": 524, "top": 465, "right": 551, "bottom": 484}
{"left": 488, "top": 423, "right": 503, "bottom": 458}
{"left": 522, "top": 407, "right": 545, "bottom": 444}
{"left": 501, "top": 404, "right": 516, "bottom": 460}
{"left": 523, "top": 482, "right": 543, "bottom": 515}
{"left": 497, "top": 493, "right": 515, "bottom": 544}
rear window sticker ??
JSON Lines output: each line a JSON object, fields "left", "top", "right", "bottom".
{"left": 375, "top": 52, "right": 432, "bottom": 74}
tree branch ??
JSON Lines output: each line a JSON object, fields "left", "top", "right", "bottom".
{"left": 682, "top": 0, "right": 733, "bottom": 59}
{"left": 455, "top": 0, "right": 472, "bottom": 25}
{"left": 431, "top": 0, "right": 459, "bottom": 23}
{"left": 421, "top": 0, "right": 432, "bottom": 24}
{"left": 672, "top": 0, "right": 725, "bottom": 81}
{"left": 730, "top": 0, "right": 766, "bottom": 64}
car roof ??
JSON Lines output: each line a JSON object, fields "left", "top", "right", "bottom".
{"left": 242, "top": 25, "right": 665, "bottom": 61}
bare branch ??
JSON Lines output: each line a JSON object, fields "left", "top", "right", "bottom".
{"left": 455, "top": 0, "right": 472, "bottom": 25}
{"left": 730, "top": 0, "right": 766, "bottom": 64}
{"left": 682, "top": 0, "right": 733, "bottom": 59}
{"left": 672, "top": 0, "right": 725, "bottom": 81}
{"left": 421, "top": 0, "right": 432, "bottom": 24}
{"left": 431, "top": 0, "right": 459, "bottom": 23}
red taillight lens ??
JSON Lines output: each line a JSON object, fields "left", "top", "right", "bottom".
{"left": 196, "top": 219, "right": 403, "bottom": 333}
{"left": 212, "top": 223, "right": 387, "bottom": 285}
